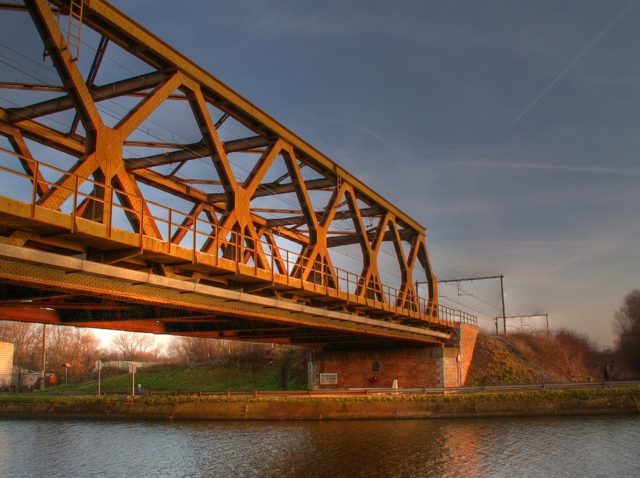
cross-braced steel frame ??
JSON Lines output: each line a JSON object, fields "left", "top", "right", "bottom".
{"left": 0, "top": 1, "right": 475, "bottom": 345}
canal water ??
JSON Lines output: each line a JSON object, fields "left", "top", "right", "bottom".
{"left": 0, "top": 416, "right": 638, "bottom": 477}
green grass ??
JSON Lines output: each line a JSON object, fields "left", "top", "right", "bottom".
{"left": 40, "top": 363, "right": 306, "bottom": 395}
{"left": 0, "top": 393, "right": 120, "bottom": 405}
{"left": 1, "top": 386, "right": 638, "bottom": 406}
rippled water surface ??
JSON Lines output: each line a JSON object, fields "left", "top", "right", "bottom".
{"left": 0, "top": 416, "right": 638, "bottom": 477}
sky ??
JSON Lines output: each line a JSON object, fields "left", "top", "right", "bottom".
{"left": 107, "top": 0, "right": 640, "bottom": 346}
{"left": 2, "top": 1, "right": 638, "bottom": 347}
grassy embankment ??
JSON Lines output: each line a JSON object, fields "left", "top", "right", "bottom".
{"left": 41, "top": 362, "right": 307, "bottom": 395}
{"left": 466, "top": 332, "right": 629, "bottom": 385}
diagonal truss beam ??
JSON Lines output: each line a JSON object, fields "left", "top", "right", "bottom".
{"left": 25, "top": 0, "right": 102, "bottom": 141}
{"left": 186, "top": 85, "right": 238, "bottom": 197}
{"left": 115, "top": 72, "right": 183, "bottom": 139}
{"left": 2, "top": 126, "right": 49, "bottom": 197}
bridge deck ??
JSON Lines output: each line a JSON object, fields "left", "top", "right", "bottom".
{"left": 0, "top": 242, "right": 452, "bottom": 346}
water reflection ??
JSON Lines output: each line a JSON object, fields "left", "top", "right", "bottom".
{"left": 168, "top": 420, "right": 469, "bottom": 477}
{"left": 0, "top": 416, "right": 638, "bottom": 477}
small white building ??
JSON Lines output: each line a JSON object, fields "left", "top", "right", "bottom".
{"left": 0, "top": 341, "right": 15, "bottom": 389}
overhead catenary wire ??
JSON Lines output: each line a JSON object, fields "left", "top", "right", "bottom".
{"left": 66, "top": 31, "right": 412, "bottom": 281}
{"left": 0, "top": 42, "right": 408, "bottom": 285}
{"left": 442, "top": 283, "right": 502, "bottom": 312}
{"left": 56, "top": 21, "right": 409, "bottom": 281}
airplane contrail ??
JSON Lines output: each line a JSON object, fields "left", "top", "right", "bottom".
{"left": 513, "top": 0, "right": 639, "bottom": 124}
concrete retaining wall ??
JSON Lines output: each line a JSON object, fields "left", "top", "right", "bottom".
{"left": 0, "top": 391, "right": 637, "bottom": 420}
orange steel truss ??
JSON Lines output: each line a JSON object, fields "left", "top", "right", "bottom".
{"left": 0, "top": 1, "right": 476, "bottom": 344}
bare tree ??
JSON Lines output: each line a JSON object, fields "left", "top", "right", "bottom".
{"left": 110, "top": 332, "right": 156, "bottom": 360}
{"left": 46, "top": 325, "right": 101, "bottom": 375}
{"left": 167, "top": 336, "right": 222, "bottom": 364}
{"left": 0, "top": 321, "right": 42, "bottom": 370}
{"left": 615, "top": 289, "right": 640, "bottom": 374}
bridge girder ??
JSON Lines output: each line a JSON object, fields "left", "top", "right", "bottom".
{"left": 0, "top": 243, "right": 451, "bottom": 346}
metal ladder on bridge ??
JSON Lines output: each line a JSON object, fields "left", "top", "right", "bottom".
{"left": 66, "top": 0, "right": 84, "bottom": 61}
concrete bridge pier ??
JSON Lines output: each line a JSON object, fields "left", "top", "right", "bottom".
{"left": 309, "top": 323, "right": 479, "bottom": 390}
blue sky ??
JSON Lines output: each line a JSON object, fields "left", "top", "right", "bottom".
{"left": 102, "top": 0, "right": 640, "bottom": 346}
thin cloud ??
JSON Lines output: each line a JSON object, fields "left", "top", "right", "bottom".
{"left": 461, "top": 159, "right": 640, "bottom": 177}
{"left": 306, "top": 112, "right": 398, "bottom": 147}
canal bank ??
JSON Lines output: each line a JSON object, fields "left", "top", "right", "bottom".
{"left": 0, "top": 388, "right": 638, "bottom": 421}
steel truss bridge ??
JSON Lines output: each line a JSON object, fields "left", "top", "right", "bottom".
{"left": 0, "top": 0, "right": 476, "bottom": 347}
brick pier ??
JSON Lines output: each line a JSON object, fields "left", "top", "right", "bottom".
{"left": 309, "top": 323, "right": 479, "bottom": 389}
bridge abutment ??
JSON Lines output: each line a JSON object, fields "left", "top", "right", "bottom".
{"left": 309, "top": 323, "right": 479, "bottom": 389}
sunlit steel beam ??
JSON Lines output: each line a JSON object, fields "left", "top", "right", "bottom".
{"left": 5, "top": 71, "right": 168, "bottom": 122}
{"left": 327, "top": 228, "right": 414, "bottom": 248}
{"left": 124, "top": 135, "right": 271, "bottom": 170}
{"left": 267, "top": 207, "right": 379, "bottom": 227}
{"left": 207, "top": 177, "right": 334, "bottom": 202}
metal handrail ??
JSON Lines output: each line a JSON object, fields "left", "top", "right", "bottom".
{"left": 0, "top": 153, "right": 478, "bottom": 328}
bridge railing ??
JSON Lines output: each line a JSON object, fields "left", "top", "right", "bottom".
{"left": 0, "top": 151, "right": 477, "bottom": 329}
{"left": 437, "top": 304, "right": 478, "bottom": 327}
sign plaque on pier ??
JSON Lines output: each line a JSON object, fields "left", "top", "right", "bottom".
{"left": 319, "top": 373, "right": 338, "bottom": 385}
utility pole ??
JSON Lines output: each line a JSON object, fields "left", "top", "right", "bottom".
{"left": 40, "top": 324, "right": 46, "bottom": 390}
{"left": 438, "top": 274, "right": 506, "bottom": 334}
{"left": 545, "top": 313, "right": 549, "bottom": 336}
{"left": 500, "top": 274, "right": 506, "bottom": 335}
